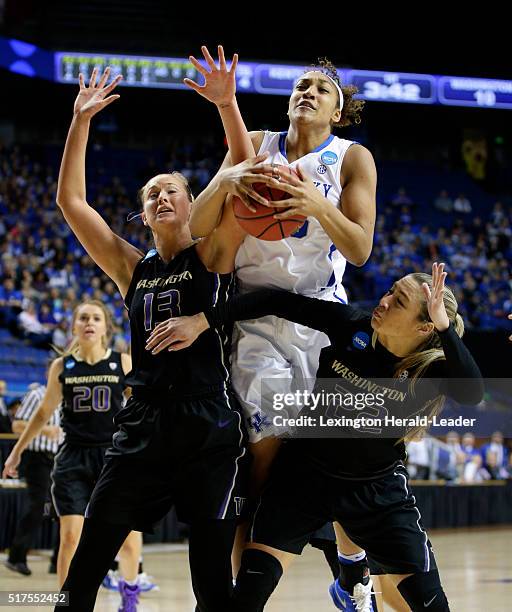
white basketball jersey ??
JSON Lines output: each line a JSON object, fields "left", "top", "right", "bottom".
{"left": 235, "top": 130, "right": 355, "bottom": 301}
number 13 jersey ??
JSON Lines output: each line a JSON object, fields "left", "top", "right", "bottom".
{"left": 124, "top": 245, "right": 234, "bottom": 396}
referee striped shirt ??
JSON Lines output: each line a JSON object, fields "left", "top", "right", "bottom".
{"left": 15, "top": 384, "right": 62, "bottom": 454}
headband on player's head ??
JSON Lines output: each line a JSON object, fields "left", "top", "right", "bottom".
{"left": 305, "top": 71, "right": 344, "bottom": 113}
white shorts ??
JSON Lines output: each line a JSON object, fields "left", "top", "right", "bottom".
{"left": 231, "top": 315, "right": 331, "bottom": 443}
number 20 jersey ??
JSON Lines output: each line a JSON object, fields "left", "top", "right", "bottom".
{"left": 59, "top": 349, "right": 125, "bottom": 446}
{"left": 124, "top": 246, "right": 235, "bottom": 396}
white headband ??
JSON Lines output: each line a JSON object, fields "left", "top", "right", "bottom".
{"left": 309, "top": 71, "right": 344, "bottom": 113}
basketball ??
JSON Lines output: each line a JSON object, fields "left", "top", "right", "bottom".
{"left": 233, "top": 164, "right": 306, "bottom": 240}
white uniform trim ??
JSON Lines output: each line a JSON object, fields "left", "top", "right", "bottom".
{"left": 394, "top": 470, "right": 431, "bottom": 572}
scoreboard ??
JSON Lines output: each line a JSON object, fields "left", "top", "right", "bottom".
{"left": 54, "top": 50, "right": 512, "bottom": 110}
{"left": 1, "top": 36, "right": 511, "bottom": 110}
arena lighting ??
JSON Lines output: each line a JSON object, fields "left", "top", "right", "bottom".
{"left": 2, "top": 36, "right": 512, "bottom": 109}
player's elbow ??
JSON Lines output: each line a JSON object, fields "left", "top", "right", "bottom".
{"left": 56, "top": 192, "right": 84, "bottom": 213}
{"left": 349, "top": 246, "right": 371, "bottom": 267}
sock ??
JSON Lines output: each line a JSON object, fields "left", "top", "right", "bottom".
{"left": 338, "top": 550, "right": 367, "bottom": 564}
{"left": 124, "top": 578, "right": 138, "bottom": 587}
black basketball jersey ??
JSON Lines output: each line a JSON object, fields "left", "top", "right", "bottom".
{"left": 206, "top": 289, "right": 484, "bottom": 479}
{"left": 124, "top": 245, "right": 234, "bottom": 395}
{"left": 59, "top": 350, "right": 125, "bottom": 446}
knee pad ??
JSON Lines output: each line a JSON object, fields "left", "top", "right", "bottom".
{"left": 397, "top": 570, "right": 450, "bottom": 611}
{"left": 232, "top": 549, "right": 283, "bottom": 612}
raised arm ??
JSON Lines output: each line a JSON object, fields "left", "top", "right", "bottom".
{"left": 184, "top": 46, "right": 254, "bottom": 164}
{"left": 2, "top": 358, "right": 64, "bottom": 478}
{"left": 56, "top": 67, "right": 143, "bottom": 298}
{"left": 184, "top": 45, "right": 274, "bottom": 237}
{"left": 145, "top": 289, "right": 368, "bottom": 354}
{"left": 423, "top": 263, "right": 484, "bottom": 405}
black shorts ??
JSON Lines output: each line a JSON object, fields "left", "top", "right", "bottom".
{"left": 86, "top": 392, "right": 250, "bottom": 531}
{"left": 51, "top": 443, "right": 107, "bottom": 517}
{"left": 249, "top": 447, "right": 437, "bottom": 575}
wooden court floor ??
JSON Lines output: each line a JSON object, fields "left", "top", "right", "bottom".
{"left": 2, "top": 527, "right": 511, "bottom": 611}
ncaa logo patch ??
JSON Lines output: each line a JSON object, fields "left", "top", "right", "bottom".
{"left": 352, "top": 331, "right": 370, "bottom": 350}
{"left": 65, "top": 360, "right": 75, "bottom": 369}
{"left": 321, "top": 150, "right": 338, "bottom": 165}
{"left": 317, "top": 164, "right": 327, "bottom": 174}
{"left": 109, "top": 362, "right": 118, "bottom": 370}
{"left": 398, "top": 370, "right": 409, "bottom": 382}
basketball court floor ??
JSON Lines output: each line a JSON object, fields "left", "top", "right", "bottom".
{"left": 2, "top": 527, "right": 510, "bottom": 611}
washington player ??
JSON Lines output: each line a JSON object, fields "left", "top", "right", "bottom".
{"left": 185, "top": 48, "right": 377, "bottom": 605}
{"left": 22, "top": 65, "right": 249, "bottom": 612}
{"left": 147, "top": 262, "right": 483, "bottom": 612}
{"left": 3, "top": 300, "right": 142, "bottom": 611}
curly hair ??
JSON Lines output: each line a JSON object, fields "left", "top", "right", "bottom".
{"left": 309, "top": 58, "right": 365, "bottom": 128}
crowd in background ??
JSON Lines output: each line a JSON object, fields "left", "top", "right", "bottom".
{"left": 406, "top": 430, "right": 511, "bottom": 482}
{"left": 1, "top": 141, "right": 512, "bottom": 481}
{"left": 2, "top": 141, "right": 512, "bottom": 356}
{"left": 349, "top": 188, "right": 512, "bottom": 330}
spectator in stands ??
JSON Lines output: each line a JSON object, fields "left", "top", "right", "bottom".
{"left": 453, "top": 192, "right": 472, "bottom": 214}
{"left": 405, "top": 432, "right": 430, "bottom": 480}
{"left": 433, "top": 189, "right": 453, "bottom": 213}
{"left": 390, "top": 186, "right": 414, "bottom": 207}
{"left": 444, "top": 431, "right": 466, "bottom": 480}
{"left": 481, "top": 431, "right": 509, "bottom": 478}
{"left": 459, "top": 431, "right": 490, "bottom": 482}
{"left": 0, "top": 278, "right": 23, "bottom": 330}
{"left": 17, "top": 301, "right": 53, "bottom": 349}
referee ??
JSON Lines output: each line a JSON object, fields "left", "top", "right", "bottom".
{"left": 5, "top": 382, "right": 62, "bottom": 576}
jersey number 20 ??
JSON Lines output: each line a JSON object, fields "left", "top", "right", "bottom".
{"left": 72, "top": 386, "right": 112, "bottom": 412}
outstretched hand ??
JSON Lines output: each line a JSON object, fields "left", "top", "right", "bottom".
{"left": 74, "top": 67, "right": 122, "bottom": 119}
{"left": 145, "top": 313, "right": 210, "bottom": 354}
{"left": 184, "top": 45, "right": 238, "bottom": 107}
{"left": 422, "top": 262, "right": 450, "bottom": 332}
